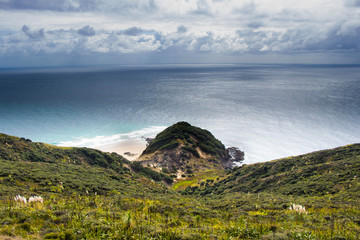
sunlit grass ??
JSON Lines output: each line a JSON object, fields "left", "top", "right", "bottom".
{"left": 1, "top": 192, "right": 359, "bottom": 239}
{"left": 172, "top": 169, "right": 223, "bottom": 191}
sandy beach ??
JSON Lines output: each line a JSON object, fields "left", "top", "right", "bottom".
{"left": 95, "top": 139, "right": 147, "bottom": 161}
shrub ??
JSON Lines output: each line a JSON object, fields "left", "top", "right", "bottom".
{"left": 16, "top": 222, "right": 31, "bottom": 232}
{"left": 44, "top": 231, "right": 75, "bottom": 240}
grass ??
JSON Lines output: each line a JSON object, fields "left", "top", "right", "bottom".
{"left": 1, "top": 132, "right": 360, "bottom": 239}
{"left": 195, "top": 144, "right": 360, "bottom": 197}
{"left": 172, "top": 170, "right": 224, "bottom": 191}
{"left": 1, "top": 192, "right": 360, "bottom": 239}
{"left": 142, "top": 122, "right": 226, "bottom": 160}
{"left": 0, "top": 133, "right": 175, "bottom": 197}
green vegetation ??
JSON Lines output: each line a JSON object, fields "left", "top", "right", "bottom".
{"left": 172, "top": 170, "right": 224, "bottom": 191}
{"left": 194, "top": 144, "right": 360, "bottom": 197}
{"left": 0, "top": 133, "right": 171, "bottom": 196}
{"left": 0, "top": 133, "right": 129, "bottom": 171}
{"left": 142, "top": 122, "right": 226, "bottom": 159}
{"left": 1, "top": 191, "right": 360, "bottom": 239}
{"left": 130, "top": 162, "right": 174, "bottom": 185}
{"left": 138, "top": 122, "right": 236, "bottom": 177}
{"left": 1, "top": 131, "right": 360, "bottom": 239}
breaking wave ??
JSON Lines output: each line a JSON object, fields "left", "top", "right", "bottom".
{"left": 57, "top": 126, "right": 167, "bottom": 148}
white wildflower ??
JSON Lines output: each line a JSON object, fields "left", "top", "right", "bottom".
{"left": 28, "top": 196, "right": 43, "bottom": 204}
{"left": 289, "top": 203, "right": 307, "bottom": 214}
{"left": 14, "top": 195, "right": 27, "bottom": 205}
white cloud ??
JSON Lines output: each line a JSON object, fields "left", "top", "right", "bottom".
{"left": 0, "top": 0, "right": 359, "bottom": 66}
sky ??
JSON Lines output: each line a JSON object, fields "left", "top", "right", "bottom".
{"left": 0, "top": 0, "right": 360, "bottom": 67}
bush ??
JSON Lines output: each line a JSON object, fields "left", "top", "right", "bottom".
{"left": 130, "top": 162, "right": 173, "bottom": 184}
{"left": 16, "top": 222, "right": 31, "bottom": 231}
{"left": 44, "top": 231, "right": 75, "bottom": 240}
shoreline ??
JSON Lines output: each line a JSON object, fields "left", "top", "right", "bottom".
{"left": 94, "top": 139, "right": 147, "bottom": 161}
{"left": 56, "top": 126, "right": 167, "bottom": 161}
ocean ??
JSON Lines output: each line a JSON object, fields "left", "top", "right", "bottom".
{"left": 0, "top": 64, "right": 359, "bottom": 163}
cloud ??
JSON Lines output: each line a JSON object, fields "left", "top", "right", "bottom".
{"left": 303, "top": 23, "right": 360, "bottom": 51}
{"left": 22, "top": 25, "right": 45, "bottom": 39}
{"left": 120, "top": 27, "right": 146, "bottom": 36}
{"left": 247, "top": 22, "right": 263, "bottom": 29}
{"left": 190, "top": 0, "right": 212, "bottom": 16}
{"left": 1, "top": 20, "right": 358, "bottom": 58}
{"left": 0, "top": 0, "right": 359, "bottom": 66}
{"left": 177, "top": 25, "right": 187, "bottom": 33}
{"left": 77, "top": 25, "right": 96, "bottom": 36}
{"left": 345, "top": 0, "right": 360, "bottom": 7}
{"left": 0, "top": 0, "right": 96, "bottom": 11}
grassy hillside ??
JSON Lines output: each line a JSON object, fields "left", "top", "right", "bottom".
{"left": 1, "top": 132, "right": 360, "bottom": 239}
{"left": 142, "top": 121, "right": 227, "bottom": 159}
{"left": 182, "top": 144, "right": 360, "bottom": 197}
{"left": 0, "top": 133, "right": 129, "bottom": 170}
{"left": 0, "top": 133, "right": 172, "bottom": 197}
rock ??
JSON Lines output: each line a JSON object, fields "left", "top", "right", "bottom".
{"left": 226, "top": 147, "right": 244, "bottom": 162}
{"left": 124, "top": 152, "right": 137, "bottom": 157}
{"left": 142, "top": 136, "right": 154, "bottom": 146}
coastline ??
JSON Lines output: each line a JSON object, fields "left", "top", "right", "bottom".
{"left": 95, "top": 139, "right": 147, "bottom": 161}
{"left": 56, "top": 126, "right": 167, "bottom": 161}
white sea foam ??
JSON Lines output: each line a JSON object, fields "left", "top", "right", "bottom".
{"left": 57, "top": 126, "right": 167, "bottom": 148}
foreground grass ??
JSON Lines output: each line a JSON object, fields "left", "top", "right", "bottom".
{"left": 1, "top": 192, "right": 360, "bottom": 239}
{"left": 1, "top": 134, "right": 360, "bottom": 239}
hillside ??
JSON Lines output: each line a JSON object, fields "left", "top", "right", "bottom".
{"left": 1, "top": 131, "right": 360, "bottom": 239}
{"left": 0, "top": 133, "right": 172, "bottom": 197}
{"left": 182, "top": 144, "right": 360, "bottom": 197}
{"left": 138, "top": 122, "right": 244, "bottom": 178}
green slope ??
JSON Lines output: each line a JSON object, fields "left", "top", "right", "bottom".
{"left": 142, "top": 121, "right": 227, "bottom": 159}
{"left": 0, "top": 133, "right": 171, "bottom": 197}
{"left": 185, "top": 144, "right": 360, "bottom": 196}
{"left": 0, "top": 133, "right": 129, "bottom": 170}
{"left": 1, "top": 132, "right": 360, "bottom": 239}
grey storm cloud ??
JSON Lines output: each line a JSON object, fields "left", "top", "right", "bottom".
{"left": 0, "top": 0, "right": 96, "bottom": 11}
{"left": 22, "top": 25, "right": 45, "bottom": 39}
{"left": 77, "top": 25, "right": 96, "bottom": 36}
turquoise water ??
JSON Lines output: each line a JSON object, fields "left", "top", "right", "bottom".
{"left": 1, "top": 64, "right": 359, "bottom": 163}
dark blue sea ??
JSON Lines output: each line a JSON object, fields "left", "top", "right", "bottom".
{"left": 1, "top": 64, "right": 359, "bottom": 163}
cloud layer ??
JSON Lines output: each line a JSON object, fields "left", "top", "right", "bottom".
{"left": 0, "top": 0, "right": 359, "bottom": 66}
